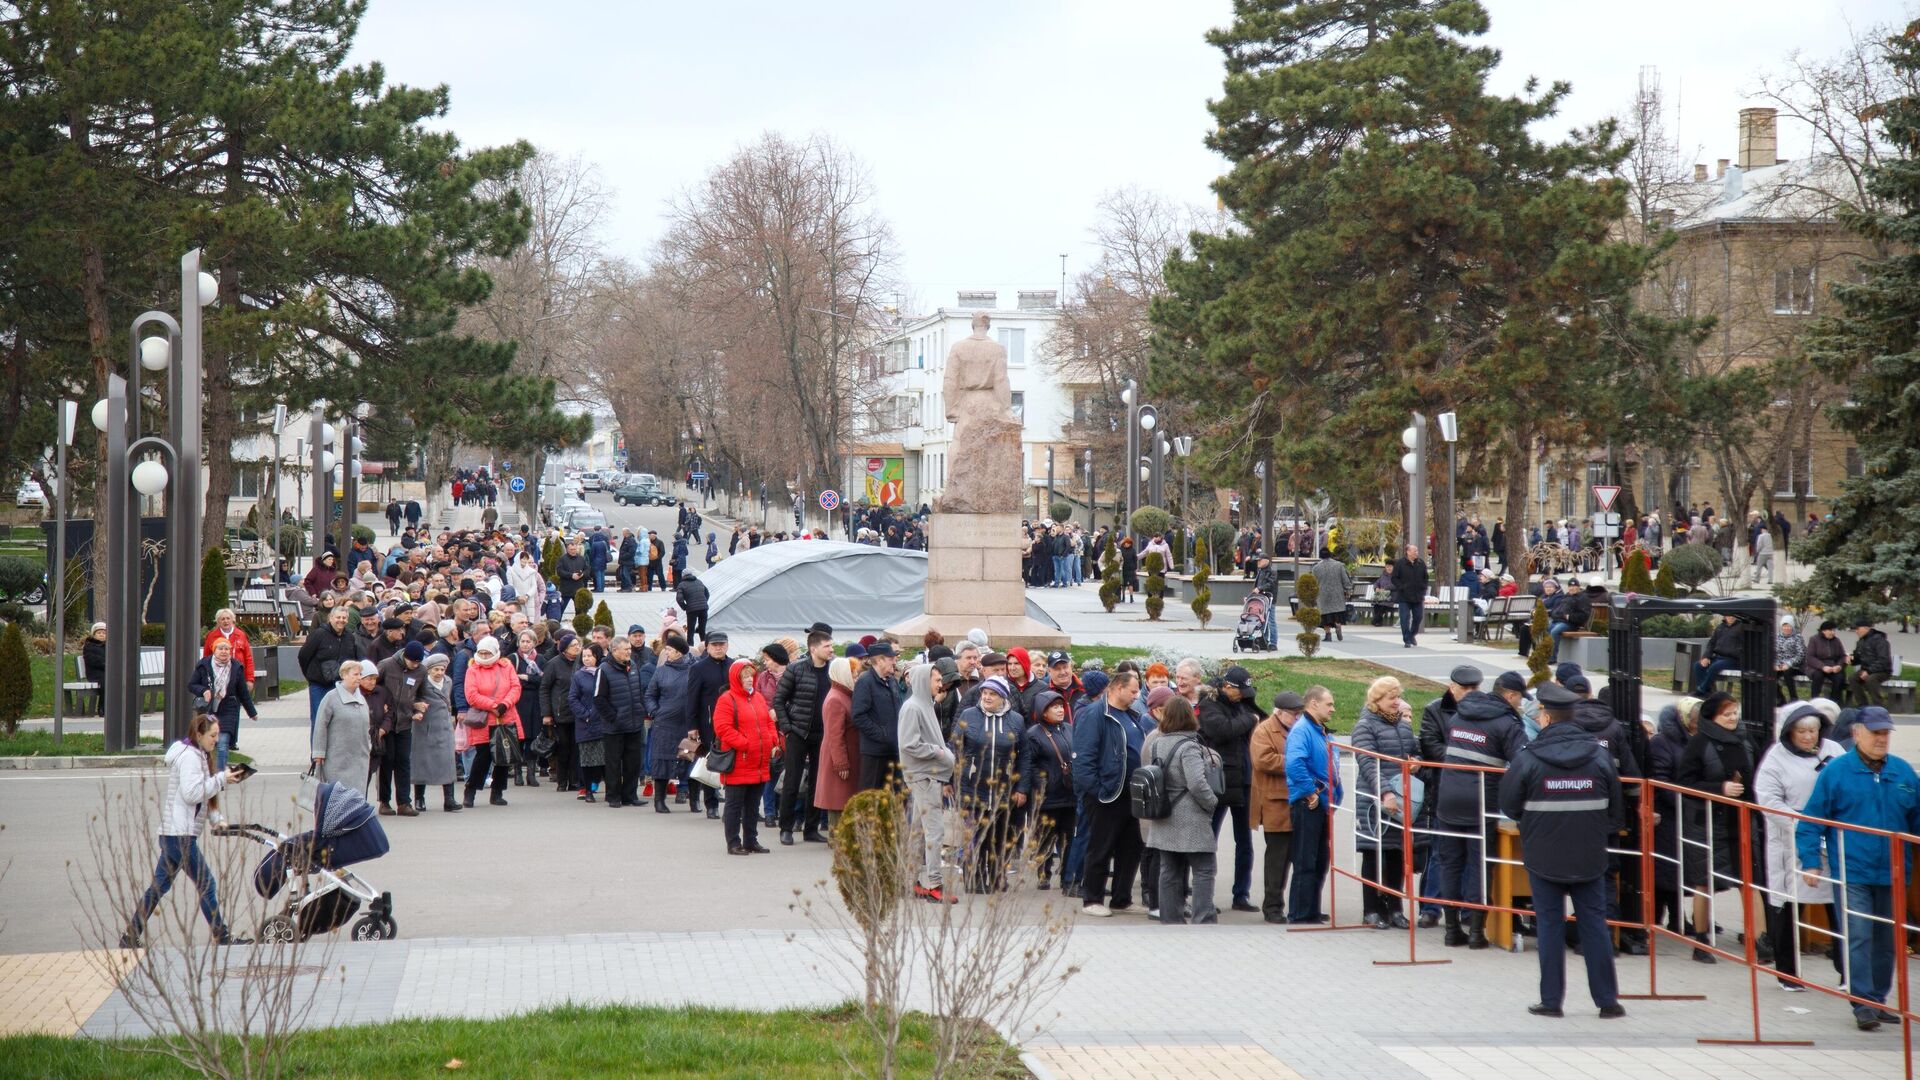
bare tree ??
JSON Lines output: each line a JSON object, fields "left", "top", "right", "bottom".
{"left": 69, "top": 776, "right": 341, "bottom": 1080}
{"left": 660, "top": 133, "right": 899, "bottom": 496}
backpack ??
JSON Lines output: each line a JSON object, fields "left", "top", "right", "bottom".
{"left": 1128, "top": 734, "right": 1221, "bottom": 820}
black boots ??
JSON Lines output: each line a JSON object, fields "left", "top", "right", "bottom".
{"left": 489, "top": 792, "right": 508, "bottom": 806}
{"left": 655, "top": 790, "right": 671, "bottom": 813}
{"left": 462, "top": 790, "right": 475, "bottom": 809}
{"left": 1444, "top": 910, "right": 1469, "bottom": 948}
{"left": 1467, "top": 912, "right": 1490, "bottom": 950}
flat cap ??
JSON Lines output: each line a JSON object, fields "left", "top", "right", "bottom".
{"left": 1449, "top": 664, "right": 1484, "bottom": 687}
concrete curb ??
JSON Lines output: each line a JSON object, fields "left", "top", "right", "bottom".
{"left": 0, "top": 754, "right": 162, "bottom": 771}
{"left": 1018, "top": 1050, "right": 1060, "bottom": 1080}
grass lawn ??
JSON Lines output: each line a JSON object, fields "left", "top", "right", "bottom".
{"left": 11, "top": 651, "right": 303, "bottom": 723}
{"left": 0, "top": 729, "right": 253, "bottom": 763}
{"left": 1059, "top": 647, "right": 1443, "bottom": 732}
{"left": 0, "top": 1003, "right": 1021, "bottom": 1079}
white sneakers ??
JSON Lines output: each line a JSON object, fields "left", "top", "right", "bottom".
{"left": 1081, "top": 903, "right": 1113, "bottom": 918}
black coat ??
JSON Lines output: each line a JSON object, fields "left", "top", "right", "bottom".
{"left": 1017, "top": 720, "right": 1076, "bottom": 810}
{"left": 1435, "top": 690, "right": 1527, "bottom": 826}
{"left": 187, "top": 657, "right": 257, "bottom": 734}
{"left": 773, "top": 659, "right": 829, "bottom": 740}
{"left": 1675, "top": 720, "right": 1755, "bottom": 886}
{"left": 675, "top": 577, "right": 709, "bottom": 613}
{"left": 1389, "top": 556, "right": 1429, "bottom": 604}
{"left": 1197, "top": 688, "right": 1262, "bottom": 807}
{"left": 1497, "top": 721, "right": 1624, "bottom": 883}
{"left": 685, "top": 652, "right": 733, "bottom": 745}
{"left": 297, "top": 623, "right": 362, "bottom": 685}
{"left": 541, "top": 653, "right": 582, "bottom": 724}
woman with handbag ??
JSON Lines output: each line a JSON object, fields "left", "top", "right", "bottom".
{"left": 1350, "top": 676, "right": 1419, "bottom": 930}
{"left": 311, "top": 659, "right": 372, "bottom": 790}
{"left": 643, "top": 634, "right": 694, "bottom": 813}
{"left": 712, "top": 658, "right": 780, "bottom": 855}
{"left": 411, "top": 652, "right": 461, "bottom": 812}
{"left": 568, "top": 644, "right": 607, "bottom": 803}
{"left": 512, "top": 630, "right": 545, "bottom": 788}
{"left": 461, "top": 636, "right": 522, "bottom": 807}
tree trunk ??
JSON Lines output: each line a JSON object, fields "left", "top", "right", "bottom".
{"left": 1503, "top": 438, "right": 1533, "bottom": 589}
{"left": 201, "top": 269, "right": 240, "bottom": 545}
{"left": 81, "top": 240, "right": 115, "bottom": 625}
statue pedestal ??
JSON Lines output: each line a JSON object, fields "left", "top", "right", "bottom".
{"left": 885, "top": 512, "right": 1069, "bottom": 651}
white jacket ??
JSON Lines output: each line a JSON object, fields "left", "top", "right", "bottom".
{"left": 1754, "top": 716, "right": 1843, "bottom": 904}
{"left": 507, "top": 563, "right": 543, "bottom": 602}
{"left": 159, "top": 739, "right": 227, "bottom": 837}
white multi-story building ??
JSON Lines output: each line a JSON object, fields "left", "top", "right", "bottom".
{"left": 850, "top": 289, "right": 1098, "bottom": 514}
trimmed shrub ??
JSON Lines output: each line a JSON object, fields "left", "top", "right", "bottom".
{"left": 1190, "top": 537, "right": 1212, "bottom": 629}
{"left": 1662, "top": 544, "right": 1722, "bottom": 593}
{"left": 200, "top": 546, "right": 229, "bottom": 630}
{"left": 141, "top": 622, "right": 167, "bottom": 646}
{"left": 1295, "top": 570, "right": 1321, "bottom": 658}
{"left": 1129, "top": 505, "right": 1172, "bottom": 540}
{"left": 0, "top": 620, "right": 30, "bottom": 734}
{"left": 541, "top": 536, "right": 561, "bottom": 581}
{"left": 1098, "top": 532, "right": 1121, "bottom": 613}
{"left": 1143, "top": 552, "right": 1166, "bottom": 621}
{"left": 1652, "top": 558, "right": 1678, "bottom": 599}
{"left": 832, "top": 788, "right": 903, "bottom": 934}
{"left": 349, "top": 524, "right": 376, "bottom": 546}
{"left": 1526, "top": 601, "right": 1551, "bottom": 686}
{"left": 573, "top": 588, "right": 593, "bottom": 620}
{"left": 0, "top": 556, "right": 40, "bottom": 601}
{"left": 1619, "top": 548, "right": 1653, "bottom": 595}
{"left": 593, "top": 600, "right": 613, "bottom": 629}
{"left": 1643, "top": 613, "right": 1715, "bottom": 638}
{"left": 1048, "top": 500, "right": 1072, "bottom": 524}
{"left": 571, "top": 611, "right": 593, "bottom": 638}
{"left": 1199, "top": 521, "right": 1236, "bottom": 573}
{"left": 62, "top": 556, "right": 88, "bottom": 637}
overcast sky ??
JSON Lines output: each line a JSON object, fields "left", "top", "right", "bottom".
{"left": 351, "top": 0, "right": 1910, "bottom": 309}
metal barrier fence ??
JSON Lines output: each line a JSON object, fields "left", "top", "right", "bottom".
{"left": 1299, "top": 739, "right": 1916, "bottom": 1071}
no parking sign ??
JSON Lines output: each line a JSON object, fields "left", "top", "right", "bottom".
{"left": 818, "top": 489, "right": 841, "bottom": 511}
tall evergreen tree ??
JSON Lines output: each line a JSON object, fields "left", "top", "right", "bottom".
{"left": 1801, "top": 22, "right": 1920, "bottom": 622}
{"left": 1152, "top": 0, "right": 1677, "bottom": 576}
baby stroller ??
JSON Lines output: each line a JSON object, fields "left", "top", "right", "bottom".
{"left": 219, "top": 780, "right": 394, "bottom": 943}
{"left": 1232, "top": 591, "right": 1273, "bottom": 652}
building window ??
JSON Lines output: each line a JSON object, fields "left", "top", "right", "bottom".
{"left": 1670, "top": 273, "right": 1690, "bottom": 315}
{"left": 231, "top": 464, "right": 264, "bottom": 498}
{"left": 1559, "top": 478, "right": 1574, "bottom": 520}
{"left": 1846, "top": 446, "right": 1863, "bottom": 478}
{"left": 997, "top": 328, "right": 1027, "bottom": 366}
{"left": 1773, "top": 266, "right": 1815, "bottom": 315}
{"left": 1010, "top": 391, "right": 1025, "bottom": 424}
{"left": 1773, "top": 448, "right": 1816, "bottom": 499}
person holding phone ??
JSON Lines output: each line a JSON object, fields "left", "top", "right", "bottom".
{"left": 120, "top": 713, "right": 252, "bottom": 947}
{"left": 1675, "top": 691, "right": 1755, "bottom": 964}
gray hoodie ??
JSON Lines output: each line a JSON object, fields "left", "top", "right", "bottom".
{"left": 897, "top": 662, "right": 955, "bottom": 782}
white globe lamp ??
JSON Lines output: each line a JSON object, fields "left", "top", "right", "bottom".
{"left": 138, "top": 336, "right": 170, "bottom": 371}
{"left": 131, "top": 460, "right": 169, "bottom": 496}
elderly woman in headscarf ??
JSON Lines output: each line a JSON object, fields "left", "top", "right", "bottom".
{"left": 1773, "top": 615, "right": 1806, "bottom": 706}
{"left": 311, "top": 658, "right": 373, "bottom": 789}
{"left": 1755, "top": 702, "right": 1846, "bottom": 990}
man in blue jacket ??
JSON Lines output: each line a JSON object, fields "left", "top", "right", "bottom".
{"left": 850, "top": 642, "right": 904, "bottom": 791}
{"left": 587, "top": 527, "right": 611, "bottom": 592}
{"left": 1284, "top": 685, "right": 1342, "bottom": 923}
{"left": 1070, "top": 669, "right": 1145, "bottom": 917}
{"left": 1795, "top": 707, "right": 1920, "bottom": 1031}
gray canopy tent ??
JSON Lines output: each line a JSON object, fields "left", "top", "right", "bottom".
{"left": 698, "top": 540, "right": 1060, "bottom": 636}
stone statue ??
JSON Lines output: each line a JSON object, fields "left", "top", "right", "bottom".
{"left": 938, "top": 312, "right": 1023, "bottom": 515}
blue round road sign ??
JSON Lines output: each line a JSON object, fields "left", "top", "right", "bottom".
{"left": 818, "top": 489, "right": 840, "bottom": 511}
{"left": 509, "top": 476, "right": 526, "bottom": 493}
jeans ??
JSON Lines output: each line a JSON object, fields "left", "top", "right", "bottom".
{"left": 130, "top": 835, "right": 227, "bottom": 937}
{"left": 1053, "top": 555, "right": 1069, "bottom": 586}
{"left": 1548, "top": 621, "right": 1571, "bottom": 661}
{"left": 1158, "top": 851, "right": 1218, "bottom": 924}
{"left": 1063, "top": 802, "right": 1093, "bottom": 888}
{"left": 1693, "top": 656, "right": 1739, "bottom": 696}
{"left": 1032, "top": 804, "right": 1076, "bottom": 887}
{"left": 1209, "top": 799, "right": 1255, "bottom": 904}
{"left": 308, "top": 682, "right": 330, "bottom": 735}
{"left": 215, "top": 731, "right": 232, "bottom": 771}
{"left": 1397, "top": 601, "right": 1423, "bottom": 646}
{"left": 723, "top": 782, "right": 765, "bottom": 850}
{"left": 1287, "top": 797, "right": 1330, "bottom": 922}
{"left": 590, "top": 563, "right": 606, "bottom": 591}
{"left": 1265, "top": 600, "right": 1279, "bottom": 648}
{"left": 1842, "top": 883, "right": 1895, "bottom": 1009}
{"left": 1530, "top": 873, "right": 1619, "bottom": 1009}
{"left": 617, "top": 563, "right": 635, "bottom": 590}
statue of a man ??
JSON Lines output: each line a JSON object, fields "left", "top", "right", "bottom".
{"left": 937, "top": 312, "right": 1023, "bottom": 515}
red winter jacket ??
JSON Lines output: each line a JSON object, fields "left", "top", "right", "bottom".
{"left": 713, "top": 659, "right": 778, "bottom": 785}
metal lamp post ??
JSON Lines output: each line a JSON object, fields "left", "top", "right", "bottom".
{"left": 97, "top": 249, "right": 215, "bottom": 750}
{"left": 1437, "top": 411, "right": 1459, "bottom": 581}
{"left": 268, "top": 405, "right": 286, "bottom": 566}
{"left": 1400, "top": 412, "right": 1428, "bottom": 562}
{"left": 48, "top": 399, "right": 77, "bottom": 745}
{"left": 1172, "top": 435, "right": 1193, "bottom": 571}
{"left": 309, "top": 415, "right": 336, "bottom": 568}
{"left": 1137, "top": 406, "right": 1160, "bottom": 511}
{"left": 1120, "top": 380, "right": 1139, "bottom": 538}
{"left": 1083, "top": 449, "right": 1095, "bottom": 532}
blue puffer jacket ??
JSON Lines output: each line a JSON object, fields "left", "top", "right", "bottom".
{"left": 645, "top": 654, "right": 694, "bottom": 766}
{"left": 1796, "top": 749, "right": 1920, "bottom": 887}
{"left": 594, "top": 656, "right": 650, "bottom": 736}
{"left": 570, "top": 666, "right": 605, "bottom": 741}
{"left": 1071, "top": 698, "right": 1147, "bottom": 804}
{"left": 1284, "top": 715, "right": 1343, "bottom": 807}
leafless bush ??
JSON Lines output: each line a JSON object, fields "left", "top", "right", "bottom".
{"left": 67, "top": 774, "right": 341, "bottom": 1080}
{"left": 791, "top": 767, "right": 1078, "bottom": 1080}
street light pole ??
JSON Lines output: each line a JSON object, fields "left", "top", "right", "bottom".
{"left": 1400, "top": 412, "right": 1428, "bottom": 563}
{"left": 1084, "top": 449, "right": 1095, "bottom": 532}
{"left": 1121, "top": 380, "right": 1139, "bottom": 539}
{"left": 1173, "top": 435, "right": 1193, "bottom": 572}
{"left": 1438, "top": 411, "right": 1459, "bottom": 584}
{"left": 49, "top": 399, "right": 76, "bottom": 745}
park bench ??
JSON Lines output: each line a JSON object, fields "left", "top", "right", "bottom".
{"left": 62, "top": 647, "right": 165, "bottom": 716}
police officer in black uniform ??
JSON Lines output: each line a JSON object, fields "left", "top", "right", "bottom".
{"left": 1499, "top": 680, "right": 1627, "bottom": 1019}
{"left": 1562, "top": 668, "right": 1648, "bottom": 955}
{"left": 1432, "top": 664, "right": 1527, "bottom": 948}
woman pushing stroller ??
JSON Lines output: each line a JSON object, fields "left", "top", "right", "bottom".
{"left": 121, "top": 713, "right": 253, "bottom": 948}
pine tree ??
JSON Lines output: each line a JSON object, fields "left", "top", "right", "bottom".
{"left": 1652, "top": 558, "right": 1678, "bottom": 599}
{"left": 1526, "top": 600, "right": 1552, "bottom": 686}
{"left": 1619, "top": 548, "right": 1654, "bottom": 595}
{"left": 1152, "top": 0, "right": 1678, "bottom": 567}
{"left": 1802, "top": 25, "right": 1920, "bottom": 622}
{"left": 593, "top": 600, "right": 613, "bottom": 630}
{"left": 1144, "top": 552, "right": 1167, "bottom": 621}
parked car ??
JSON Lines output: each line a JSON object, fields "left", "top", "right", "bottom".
{"left": 614, "top": 483, "right": 670, "bottom": 507}
{"left": 567, "top": 509, "right": 608, "bottom": 531}
{"left": 582, "top": 471, "right": 607, "bottom": 492}
{"left": 14, "top": 478, "right": 46, "bottom": 508}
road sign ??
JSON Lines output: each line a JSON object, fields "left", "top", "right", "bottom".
{"left": 1592, "top": 484, "right": 1621, "bottom": 512}
{"left": 502, "top": 460, "right": 513, "bottom": 473}
{"left": 509, "top": 476, "right": 526, "bottom": 493}
{"left": 1591, "top": 511, "right": 1621, "bottom": 538}
{"left": 818, "top": 489, "right": 841, "bottom": 511}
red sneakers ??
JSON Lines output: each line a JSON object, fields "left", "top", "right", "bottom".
{"left": 914, "top": 885, "right": 959, "bottom": 905}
